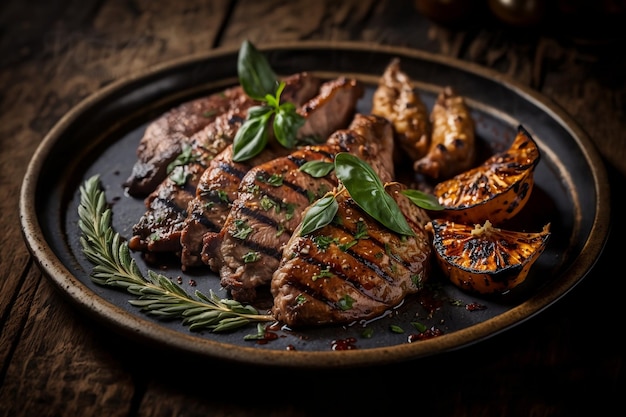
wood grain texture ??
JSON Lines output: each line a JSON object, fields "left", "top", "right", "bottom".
{"left": 1, "top": 0, "right": 623, "bottom": 416}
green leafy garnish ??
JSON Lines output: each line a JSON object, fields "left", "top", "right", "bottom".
{"left": 232, "top": 40, "right": 305, "bottom": 161}
{"left": 299, "top": 193, "right": 338, "bottom": 236}
{"left": 237, "top": 40, "right": 278, "bottom": 101}
{"left": 78, "top": 175, "right": 273, "bottom": 332}
{"left": 401, "top": 189, "right": 444, "bottom": 211}
{"left": 298, "top": 154, "right": 441, "bottom": 237}
{"left": 299, "top": 160, "right": 335, "bottom": 177}
{"left": 335, "top": 153, "right": 415, "bottom": 236}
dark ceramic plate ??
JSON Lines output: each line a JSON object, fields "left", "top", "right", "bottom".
{"left": 20, "top": 42, "right": 610, "bottom": 368}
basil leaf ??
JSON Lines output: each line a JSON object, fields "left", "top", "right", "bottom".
{"left": 232, "top": 112, "right": 271, "bottom": 162}
{"left": 274, "top": 104, "right": 305, "bottom": 148}
{"left": 247, "top": 105, "right": 273, "bottom": 119}
{"left": 299, "top": 194, "right": 338, "bottom": 236}
{"left": 401, "top": 189, "right": 445, "bottom": 210}
{"left": 237, "top": 40, "right": 278, "bottom": 100}
{"left": 334, "top": 153, "right": 415, "bottom": 236}
{"left": 299, "top": 160, "right": 335, "bottom": 177}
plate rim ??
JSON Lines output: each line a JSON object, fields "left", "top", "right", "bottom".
{"left": 19, "top": 40, "right": 611, "bottom": 368}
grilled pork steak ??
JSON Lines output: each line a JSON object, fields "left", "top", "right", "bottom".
{"left": 124, "top": 72, "right": 320, "bottom": 197}
{"left": 206, "top": 113, "right": 395, "bottom": 304}
{"left": 179, "top": 76, "right": 364, "bottom": 269}
{"left": 124, "top": 86, "right": 244, "bottom": 197}
{"left": 127, "top": 73, "right": 321, "bottom": 258}
{"left": 271, "top": 182, "right": 432, "bottom": 328}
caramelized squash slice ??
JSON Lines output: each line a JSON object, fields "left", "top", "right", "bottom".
{"left": 429, "top": 219, "right": 550, "bottom": 294}
{"left": 433, "top": 125, "right": 540, "bottom": 225}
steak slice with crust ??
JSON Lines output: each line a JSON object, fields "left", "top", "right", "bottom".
{"left": 179, "top": 76, "right": 364, "bottom": 269}
{"left": 124, "top": 72, "right": 320, "bottom": 197}
{"left": 271, "top": 182, "right": 432, "bottom": 328}
{"left": 127, "top": 72, "right": 321, "bottom": 259}
{"left": 124, "top": 86, "right": 244, "bottom": 197}
{"left": 205, "top": 113, "right": 395, "bottom": 304}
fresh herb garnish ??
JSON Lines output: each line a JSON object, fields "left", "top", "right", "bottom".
{"left": 401, "top": 189, "right": 444, "bottom": 211}
{"left": 78, "top": 175, "right": 273, "bottom": 332}
{"left": 232, "top": 40, "right": 305, "bottom": 162}
{"left": 334, "top": 153, "right": 415, "bottom": 236}
{"left": 298, "top": 153, "right": 443, "bottom": 237}
{"left": 299, "top": 193, "right": 339, "bottom": 236}
{"left": 299, "top": 160, "right": 335, "bottom": 177}
{"left": 299, "top": 153, "right": 419, "bottom": 237}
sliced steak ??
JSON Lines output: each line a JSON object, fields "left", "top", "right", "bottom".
{"left": 179, "top": 76, "right": 364, "bottom": 269}
{"left": 124, "top": 86, "right": 244, "bottom": 197}
{"left": 271, "top": 182, "right": 432, "bottom": 328}
{"left": 179, "top": 143, "right": 288, "bottom": 269}
{"left": 124, "top": 72, "right": 320, "bottom": 197}
{"left": 207, "top": 113, "right": 395, "bottom": 304}
{"left": 127, "top": 73, "right": 321, "bottom": 259}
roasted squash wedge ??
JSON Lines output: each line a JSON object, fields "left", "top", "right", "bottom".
{"left": 428, "top": 219, "right": 551, "bottom": 294}
{"left": 433, "top": 125, "right": 540, "bottom": 225}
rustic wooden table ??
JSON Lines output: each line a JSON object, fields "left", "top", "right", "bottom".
{"left": 1, "top": 1, "right": 624, "bottom": 416}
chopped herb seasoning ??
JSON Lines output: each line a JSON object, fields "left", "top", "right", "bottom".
{"left": 232, "top": 219, "right": 253, "bottom": 239}
{"left": 243, "top": 251, "right": 260, "bottom": 263}
{"left": 411, "top": 321, "right": 427, "bottom": 332}
{"left": 338, "top": 239, "right": 357, "bottom": 251}
{"left": 313, "top": 235, "right": 337, "bottom": 251}
{"left": 312, "top": 268, "right": 333, "bottom": 281}
{"left": 259, "top": 173, "right": 284, "bottom": 186}
{"left": 411, "top": 273, "right": 424, "bottom": 289}
{"left": 361, "top": 327, "right": 374, "bottom": 338}
{"left": 337, "top": 294, "right": 355, "bottom": 311}
{"left": 166, "top": 144, "right": 199, "bottom": 178}
{"left": 390, "top": 325, "right": 404, "bottom": 334}
{"left": 260, "top": 195, "right": 276, "bottom": 211}
{"left": 295, "top": 294, "right": 307, "bottom": 305}
{"left": 169, "top": 166, "right": 188, "bottom": 186}
{"left": 217, "top": 189, "right": 229, "bottom": 202}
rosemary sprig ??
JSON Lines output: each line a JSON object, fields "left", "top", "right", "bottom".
{"left": 77, "top": 175, "right": 274, "bottom": 332}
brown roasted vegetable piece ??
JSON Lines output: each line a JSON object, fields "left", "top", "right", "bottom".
{"left": 372, "top": 58, "right": 431, "bottom": 163}
{"left": 414, "top": 86, "right": 476, "bottom": 180}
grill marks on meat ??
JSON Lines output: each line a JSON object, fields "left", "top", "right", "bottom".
{"left": 179, "top": 76, "right": 364, "bottom": 269}
{"left": 271, "top": 183, "right": 432, "bottom": 328}
{"left": 209, "top": 113, "right": 395, "bottom": 304}
{"left": 128, "top": 73, "right": 321, "bottom": 259}
{"left": 179, "top": 143, "right": 288, "bottom": 269}
{"left": 205, "top": 146, "right": 338, "bottom": 301}
{"left": 127, "top": 110, "right": 252, "bottom": 257}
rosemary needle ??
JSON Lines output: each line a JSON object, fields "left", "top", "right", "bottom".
{"left": 77, "top": 175, "right": 274, "bottom": 332}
